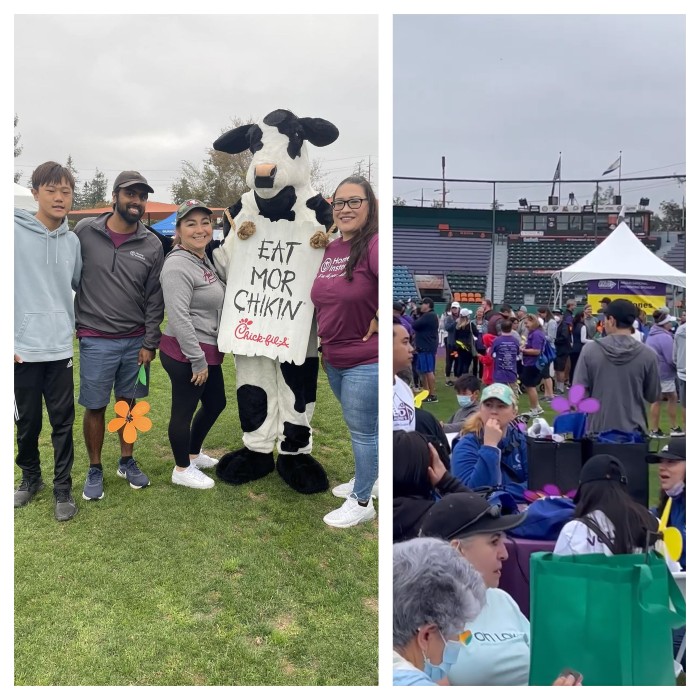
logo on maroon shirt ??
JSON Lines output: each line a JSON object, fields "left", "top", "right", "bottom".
{"left": 234, "top": 318, "right": 290, "bottom": 348}
{"left": 202, "top": 268, "right": 217, "bottom": 284}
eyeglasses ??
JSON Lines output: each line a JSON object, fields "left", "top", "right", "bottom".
{"left": 331, "top": 197, "right": 367, "bottom": 211}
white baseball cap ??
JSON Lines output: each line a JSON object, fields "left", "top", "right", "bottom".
{"left": 451, "top": 301, "right": 460, "bottom": 308}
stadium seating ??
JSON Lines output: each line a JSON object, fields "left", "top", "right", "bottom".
{"left": 394, "top": 228, "right": 492, "bottom": 274}
{"left": 393, "top": 265, "right": 419, "bottom": 301}
{"left": 663, "top": 238, "right": 686, "bottom": 273}
{"left": 446, "top": 273, "right": 487, "bottom": 303}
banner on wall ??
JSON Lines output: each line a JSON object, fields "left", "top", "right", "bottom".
{"left": 587, "top": 279, "right": 666, "bottom": 313}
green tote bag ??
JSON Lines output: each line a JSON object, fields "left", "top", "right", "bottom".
{"left": 529, "top": 551, "right": 685, "bottom": 686}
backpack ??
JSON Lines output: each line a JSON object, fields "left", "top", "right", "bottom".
{"left": 536, "top": 339, "right": 557, "bottom": 370}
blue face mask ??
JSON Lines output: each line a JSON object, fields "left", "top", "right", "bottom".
{"left": 422, "top": 631, "right": 462, "bottom": 682}
{"left": 457, "top": 395, "right": 474, "bottom": 409}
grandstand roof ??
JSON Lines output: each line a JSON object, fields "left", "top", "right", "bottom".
{"left": 553, "top": 221, "right": 686, "bottom": 288}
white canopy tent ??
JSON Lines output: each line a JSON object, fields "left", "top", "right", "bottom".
{"left": 14, "top": 183, "right": 38, "bottom": 213}
{"left": 552, "top": 221, "right": 686, "bottom": 306}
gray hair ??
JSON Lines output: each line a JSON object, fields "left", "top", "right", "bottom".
{"left": 393, "top": 537, "right": 486, "bottom": 649}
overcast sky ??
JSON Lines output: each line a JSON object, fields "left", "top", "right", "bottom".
{"left": 14, "top": 14, "right": 378, "bottom": 204}
{"left": 394, "top": 14, "right": 686, "bottom": 211}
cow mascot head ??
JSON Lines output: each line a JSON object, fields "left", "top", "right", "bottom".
{"left": 210, "top": 109, "right": 339, "bottom": 494}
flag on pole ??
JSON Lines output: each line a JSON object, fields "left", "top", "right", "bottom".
{"left": 602, "top": 156, "right": 621, "bottom": 176}
{"left": 552, "top": 155, "right": 562, "bottom": 182}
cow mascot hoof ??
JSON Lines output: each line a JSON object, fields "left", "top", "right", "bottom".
{"left": 276, "top": 453, "right": 329, "bottom": 495}
{"left": 216, "top": 447, "right": 274, "bottom": 485}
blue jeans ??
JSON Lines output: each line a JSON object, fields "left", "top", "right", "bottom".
{"left": 325, "top": 362, "right": 378, "bottom": 501}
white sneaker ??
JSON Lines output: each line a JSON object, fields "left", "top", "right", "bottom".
{"left": 323, "top": 496, "right": 376, "bottom": 528}
{"left": 527, "top": 406, "right": 544, "bottom": 416}
{"left": 331, "top": 477, "right": 379, "bottom": 499}
{"left": 172, "top": 465, "right": 215, "bottom": 489}
{"left": 191, "top": 452, "right": 219, "bottom": 469}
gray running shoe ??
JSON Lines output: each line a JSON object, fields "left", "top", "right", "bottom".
{"left": 14, "top": 478, "right": 45, "bottom": 508}
{"left": 82, "top": 467, "right": 104, "bottom": 500}
{"left": 54, "top": 489, "right": 77, "bottom": 521}
{"left": 117, "top": 458, "right": 150, "bottom": 489}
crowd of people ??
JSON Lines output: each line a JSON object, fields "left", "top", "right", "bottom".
{"left": 14, "top": 162, "right": 378, "bottom": 529}
{"left": 393, "top": 291, "right": 687, "bottom": 684}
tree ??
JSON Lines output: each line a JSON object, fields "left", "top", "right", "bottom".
{"left": 490, "top": 199, "right": 504, "bottom": 210}
{"left": 393, "top": 196, "right": 407, "bottom": 206}
{"left": 65, "top": 155, "right": 82, "bottom": 209}
{"left": 592, "top": 184, "right": 616, "bottom": 207}
{"left": 656, "top": 200, "right": 685, "bottom": 231}
{"left": 14, "top": 114, "right": 23, "bottom": 183}
{"left": 172, "top": 116, "right": 330, "bottom": 206}
{"left": 78, "top": 168, "right": 109, "bottom": 209}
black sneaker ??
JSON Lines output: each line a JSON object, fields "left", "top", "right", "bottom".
{"left": 54, "top": 489, "right": 77, "bottom": 521}
{"left": 83, "top": 467, "right": 105, "bottom": 500}
{"left": 425, "top": 395, "right": 439, "bottom": 403}
{"left": 445, "top": 380, "right": 454, "bottom": 387}
{"left": 648, "top": 429, "right": 665, "bottom": 439}
{"left": 670, "top": 427, "right": 685, "bottom": 437}
{"left": 14, "top": 478, "right": 45, "bottom": 508}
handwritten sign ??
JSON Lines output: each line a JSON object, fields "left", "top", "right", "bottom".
{"left": 217, "top": 216, "right": 325, "bottom": 364}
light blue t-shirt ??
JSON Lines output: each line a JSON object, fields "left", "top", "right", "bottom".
{"left": 447, "top": 588, "right": 530, "bottom": 686}
{"left": 392, "top": 650, "right": 435, "bottom": 685}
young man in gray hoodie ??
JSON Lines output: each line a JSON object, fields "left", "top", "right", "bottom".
{"left": 14, "top": 162, "right": 82, "bottom": 520}
{"left": 572, "top": 298, "right": 660, "bottom": 435}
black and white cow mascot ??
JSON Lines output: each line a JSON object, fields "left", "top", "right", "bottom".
{"left": 210, "top": 109, "right": 339, "bottom": 494}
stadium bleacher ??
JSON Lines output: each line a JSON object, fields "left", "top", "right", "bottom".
{"left": 393, "top": 265, "right": 419, "bottom": 301}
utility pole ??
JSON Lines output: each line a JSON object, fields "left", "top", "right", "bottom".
{"left": 367, "top": 155, "right": 372, "bottom": 185}
{"left": 441, "top": 156, "right": 446, "bottom": 208}
{"left": 413, "top": 189, "right": 425, "bottom": 207}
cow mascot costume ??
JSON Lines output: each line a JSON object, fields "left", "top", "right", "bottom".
{"left": 210, "top": 109, "right": 339, "bottom": 494}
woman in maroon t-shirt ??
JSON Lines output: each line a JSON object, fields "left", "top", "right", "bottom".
{"left": 310, "top": 176, "right": 378, "bottom": 529}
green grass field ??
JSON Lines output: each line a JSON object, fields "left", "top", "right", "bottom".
{"left": 420, "top": 354, "right": 677, "bottom": 506}
{"left": 14, "top": 349, "right": 378, "bottom": 686}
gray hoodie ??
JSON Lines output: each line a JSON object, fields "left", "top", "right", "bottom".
{"left": 673, "top": 323, "right": 686, "bottom": 381}
{"left": 14, "top": 208, "right": 82, "bottom": 362}
{"left": 160, "top": 247, "right": 226, "bottom": 373}
{"left": 572, "top": 333, "right": 660, "bottom": 434}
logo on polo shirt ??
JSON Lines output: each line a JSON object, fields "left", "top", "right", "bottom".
{"left": 459, "top": 630, "right": 473, "bottom": 646}
{"left": 130, "top": 251, "right": 146, "bottom": 261}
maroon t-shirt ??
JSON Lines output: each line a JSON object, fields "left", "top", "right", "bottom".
{"left": 310, "top": 234, "right": 378, "bottom": 369}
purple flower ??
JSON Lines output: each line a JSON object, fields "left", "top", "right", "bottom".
{"left": 550, "top": 384, "right": 600, "bottom": 415}
{"left": 524, "top": 484, "right": 577, "bottom": 502}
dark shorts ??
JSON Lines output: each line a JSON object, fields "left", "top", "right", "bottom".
{"left": 78, "top": 336, "right": 150, "bottom": 409}
{"left": 415, "top": 352, "right": 436, "bottom": 374}
{"left": 553, "top": 354, "right": 568, "bottom": 372}
{"left": 679, "top": 379, "right": 686, "bottom": 408}
{"left": 520, "top": 364, "right": 545, "bottom": 388}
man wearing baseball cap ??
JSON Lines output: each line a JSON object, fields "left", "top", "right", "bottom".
{"left": 74, "top": 171, "right": 164, "bottom": 500}
{"left": 572, "top": 298, "right": 659, "bottom": 435}
{"left": 412, "top": 298, "right": 439, "bottom": 402}
{"left": 444, "top": 301, "right": 461, "bottom": 386}
{"left": 419, "top": 492, "right": 531, "bottom": 686}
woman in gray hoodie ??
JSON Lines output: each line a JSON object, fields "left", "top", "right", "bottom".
{"left": 160, "top": 201, "right": 227, "bottom": 489}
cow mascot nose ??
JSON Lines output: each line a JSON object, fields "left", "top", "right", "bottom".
{"left": 207, "top": 109, "right": 339, "bottom": 495}
{"left": 254, "top": 163, "right": 278, "bottom": 189}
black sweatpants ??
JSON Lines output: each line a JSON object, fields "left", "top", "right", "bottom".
{"left": 160, "top": 352, "right": 227, "bottom": 467}
{"left": 14, "top": 359, "right": 75, "bottom": 492}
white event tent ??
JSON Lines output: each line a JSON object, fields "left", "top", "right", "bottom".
{"left": 552, "top": 221, "right": 685, "bottom": 306}
{"left": 14, "top": 183, "right": 38, "bottom": 213}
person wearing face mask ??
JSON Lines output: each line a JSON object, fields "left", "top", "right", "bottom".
{"left": 419, "top": 492, "right": 531, "bottom": 685}
{"left": 311, "top": 175, "right": 378, "bottom": 528}
{"left": 451, "top": 384, "right": 529, "bottom": 506}
{"left": 648, "top": 437, "right": 686, "bottom": 669}
{"left": 393, "top": 537, "right": 487, "bottom": 685}
{"left": 442, "top": 375, "right": 482, "bottom": 434}
{"left": 160, "top": 201, "right": 227, "bottom": 490}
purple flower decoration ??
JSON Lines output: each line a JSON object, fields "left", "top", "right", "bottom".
{"left": 524, "top": 484, "right": 577, "bottom": 502}
{"left": 551, "top": 384, "right": 600, "bottom": 415}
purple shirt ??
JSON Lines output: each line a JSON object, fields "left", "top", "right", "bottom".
{"left": 523, "top": 327, "right": 546, "bottom": 367}
{"left": 310, "top": 234, "right": 378, "bottom": 369}
{"left": 491, "top": 335, "right": 520, "bottom": 383}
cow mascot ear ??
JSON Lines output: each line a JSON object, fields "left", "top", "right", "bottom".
{"left": 213, "top": 123, "right": 262, "bottom": 154}
{"left": 299, "top": 117, "right": 339, "bottom": 147}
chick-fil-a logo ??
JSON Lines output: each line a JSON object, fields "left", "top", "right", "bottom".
{"left": 234, "top": 318, "right": 290, "bottom": 348}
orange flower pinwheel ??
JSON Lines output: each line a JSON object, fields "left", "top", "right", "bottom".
{"left": 107, "top": 400, "right": 152, "bottom": 444}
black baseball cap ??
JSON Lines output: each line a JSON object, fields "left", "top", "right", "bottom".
{"left": 646, "top": 436, "right": 686, "bottom": 463}
{"left": 113, "top": 170, "right": 154, "bottom": 193}
{"left": 605, "top": 299, "right": 637, "bottom": 327}
{"left": 176, "top": 199, "right": 213, "bottom": 222}
{"left": 393, "top": 300, "right": 406, "bottom": 312}
{"left": 421, "top": 297, "right": 434, "bottom": 308}
{"left": 418, "top": 493, "right": 526, "bottom": 540}
{"left": 574, "top": 455, "right": 627, "bottom": 503}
